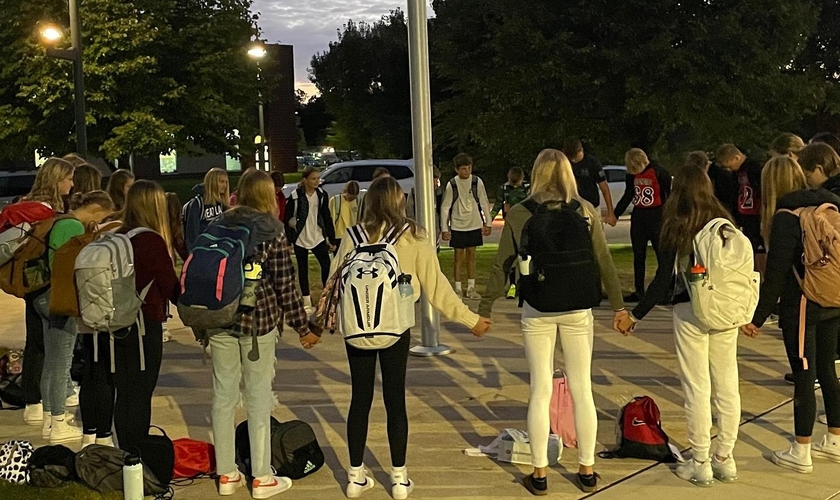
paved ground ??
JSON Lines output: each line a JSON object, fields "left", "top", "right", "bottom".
{"left": 1, "top": 289, "right": 837, "bottom": 499}
{"left": 486, "top": 215, "right": 632, "bottom": 246}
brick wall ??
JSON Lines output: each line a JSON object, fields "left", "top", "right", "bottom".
{"left": 266, "top": 45, "right": 297, "bottom": 174}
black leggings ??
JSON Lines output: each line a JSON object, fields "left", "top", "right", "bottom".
{"left": 346, "top": 332, "right": 410, "bottom": 468}
{"left": 630, "top": 209, "right": 662, "bottom": 297}
{"left": 294, "top": 241, "right": 331, "bottom": 297}
{"left": 22, "top": 292, "right": 45, "bottom": 405}
{"left": 780, "top": 303, "right": 840, "bottom": 437}
{"left": 113, "top": 319, "right": 163, "bottom": 451}
{"left": 79, "top": 333, "right": 115, "bottom": 438}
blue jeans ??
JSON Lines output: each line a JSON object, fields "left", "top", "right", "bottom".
{"left": 210, "top": 331, "right": 277, "bottom": 478}
{"left": 33, "top": 289, "right": 77, "bottom": 417}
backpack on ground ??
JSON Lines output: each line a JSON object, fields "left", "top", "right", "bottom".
{"left": 75, "top": 444, "right": 167, "bottom": 496}
{"left": 235, "top": 418, "right": 324, "bottom": 480}
{"left": 172, "top": 438, "right": 215, "bottom": 479}
{"left": 177, "top": 223, "right": 251, "bottom": 331}
{"left": 549, "top": 372, "right": 577, "bottom": 448}
{"left": 26, "top": 444, "right": 77, "bottom": 488}
{"left": 0, "top": 215, "right": 59, "bottom": 299}
{"left": 517, "top": 200, "right": 601, "bottom": 313}
{"left": 0, "top": 440, "right": 34, "bottom": 484}
{"left": 447, "top": 176, "right": 486, "bottom": 226}
{"left": 599, "top": 396, "right": 677, "bottom": 462}
{"left": 338, "top": 224, "right": 414, "bottom": 350}
{"left": 75, "top": 229, "right": 153, "bottom": 373}
{"left": 137, "top": 426, "right": 175, "bottom": 486}
{"left": 0, "top": 350, "right": 24, "bottom": 408}
{"left": 684, "top": 218, "right": 759, "bottom": 331}
{"left": 0, "top": 201, "right": 55, "bottom": 267}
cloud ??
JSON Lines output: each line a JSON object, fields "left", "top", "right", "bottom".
{"left": 253, "top": 0, "right": 408, "bottom": 95}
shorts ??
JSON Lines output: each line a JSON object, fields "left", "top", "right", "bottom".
{"left": 739, "top": 216, "right": 766, "bottom": 254}
{"left": 450, "top": 229, "right": 483, "bottom": 249}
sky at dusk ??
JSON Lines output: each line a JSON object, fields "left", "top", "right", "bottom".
{"left": 253, "top": 0, "right": 413, "bottom": 96}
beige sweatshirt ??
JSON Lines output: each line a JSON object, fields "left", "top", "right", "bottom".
{"left": 331, "top": 225, "right": 480, "bottom": 329}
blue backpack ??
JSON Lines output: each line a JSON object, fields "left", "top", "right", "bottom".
{"left": 177, "top": 223, "right": 251, "bottom": 331}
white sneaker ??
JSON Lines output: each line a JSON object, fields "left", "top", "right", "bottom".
{"left": 346, "top": 465, "right": 375, "bottom": 498}
{"left": 455, "top": 288, "right": 464, "bottom": 298}
{"left": 465, "top": 287, "right": 481, "bottom": 299}
{"left": 49, "top": 417, "right": 83, "bottom": 444}
{"left": 819, "top": 414, "right": 828, "bottom": 425}
{"left": 773, "top": 444, "right": 813, "bottom": 473}
{"left": 218, "top": 469, "right": 245, "bottom": 496}
{"left": 675, "top": 458, "right": 714, "bottom": 486}
{"left": 41, "top": 413, "right": 51, "bottom": 439}
{"left": 95, "top": 436, "right": 115, "bottom": 447}
{"left": 65, "top": 385, "right": 80, "bottom": 407}
{"left": 81, "top": 434, "right": 96, "bottom": 448}
{"left": 711, "top": 455, "right": 738, "bottom": 482}
{"left": 24, "top": 403, "right": 43, "bottom": 425}
{"left": 251, "top": 475, "right": 292, "bottom": 499}
{"left": 390, "top": 467, "right": 414, "bottom": 500}
{"left": 811, "top": 435, "right": 840, "bottom": 463}
{"left": 162, "top": 330, "right": 172, "bottom": 343}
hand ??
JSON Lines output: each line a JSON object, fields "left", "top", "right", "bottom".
{"left": 740, "top": 323, "right": 760, "bottom": 338}
{"left": 604, "top": 213, "right": 618, "bottom": 227}
{"left": 328, "top": 243, "right": 336, "bottom": 253}
{"left": 481, "top": 225, "right": 492, "bottom": 236}
{"left": 471, "top": 317, "right": 492, "bottom": 337}
{"left": 307, "top": 320, "right": 323, "bottom": 337}
{"left": 613, "top": 311, "right": 636, "bottom": 335}
{"left": 299, "top": 332, "right": 321, "bottom": 349}
{"left": 442, "top": 231, "right": 452, "bottom": 241}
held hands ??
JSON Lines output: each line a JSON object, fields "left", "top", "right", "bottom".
{"left": 299, "top": 332, "right": 321, "bottom": 349}
{"left": 471, "top": 317, "right": 493, "bottom": 337}
{"left": 604, "top": 213, "right": 618, "bottom": 227}
{"left": 740, "top": 323, "right": 760, "bottom": 338}
{"left": 613, "top": 310, "right": 636, "bottom": 336}
{"left": 441, "top": 231, "right": 452, "bottom": 241}
{"left": 481, "top": 225, "right": 492, "bottom": 237}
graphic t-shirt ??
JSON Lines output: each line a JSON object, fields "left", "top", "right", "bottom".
{"left": 737, "top": 159, "right": 763, "bottom": 217}
{"left": 571, "top": 154, "right": 606, "bottom": 207}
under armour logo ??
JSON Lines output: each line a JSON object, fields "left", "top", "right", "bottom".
{"left": 356, "top": 268, "right": 379, "bottom": 279}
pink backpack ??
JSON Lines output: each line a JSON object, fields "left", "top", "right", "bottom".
{"left": 549, "top": 372, "right": 577, "bottom": 448}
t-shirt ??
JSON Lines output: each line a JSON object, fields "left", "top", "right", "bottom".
{"left": 440, "top": 175, "right": 491, "bottom": 232}
{"left": 737, "top": 159, "right": 763, "bottom": 217}
{"left": 297, "top": 190, "right": 324, "bottom": 249}
{"left": 613, "top": 162, "right": 672, "bottom": 217}
{"left": 48, "top": 218, "right": 85, "bottom": 268}
{"left": 330, "top": 195, "right": 358, "bottom": 239}
{"left": 571, "top": 154, "right": 606, "bottom": 207}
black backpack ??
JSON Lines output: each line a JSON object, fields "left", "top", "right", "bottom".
{"left": 26, "top": 444, "right": 77, "bottom": 488}
{"left": 75, "top": 444, "right": 168, "bottom": 496}
{"left": 518, "top": 200, "right": 601, "bottom": 312}
{"left": 137, "top": 426, "right": 175, "bottom": 486}
{"left": 236, "top": 418, "right": 324, "bottom": 480}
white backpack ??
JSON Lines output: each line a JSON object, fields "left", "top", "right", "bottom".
{"left": 684, "top": 218, "right": 760, "bottom": 331}
{"left": 74, "top": 228, "right": 154, "bottom": 372}
{"left": 339, "top": 224, "right": 415, "bottom": 349}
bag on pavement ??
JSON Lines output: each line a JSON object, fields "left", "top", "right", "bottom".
{"left": 137, "top": 426, "right": 175, "bottom": 486}
{"left": 75, "top": 444, "right": 167, "bottom": 495}
{"left": 0, "top": 349, "right": 24, "bottom": 408}
{"left": 172, "top": 438, "right": 215, "bottom": 479}
{"left": 26, "top": 444, "right": 77, "bottom": 488}
{"left": 464, "top": 429, "right": 561, "bottom": 465}
{"left": 0, "top": 440, "right": 34, "bottom": 484}
{"left": 235, "top": 418, "right": 324, "bottom": 480}
{"left": 549, "top": 372, "right": 577, "bottom": 448}
{"left": 599, "top": 396, "right": 680, "bottom": 462}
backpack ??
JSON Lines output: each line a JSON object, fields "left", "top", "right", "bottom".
{"left": 549, "top": 372, "right": 577, "bottom": 448}
{"left": 75, "top": 444, "right": 167, "bottom": 496}
{"left": 50, "top": 221, "right": 121, "bottom": 317}
{"left": 517, "top": 200, "right": 601, "bottom": 313}
{"left": 447, "top": 176, "right": 486, "bottom": 227}
{"left": 338, "top": 224, "right": 414, "bottom": 349}
{"left": 75, "top": 229, "right": 153, "bottom": 373}
{"left": 0, "top": 201, "right": 55, "bottom": 267}
{"left": 177, "top": 223, "right": 251, "bottom": 331}
{"left": 599, "top": 396, "right": 676, "bottom": 462}
{"left": 172, "top": 439, "right": 215, "bottom": 479}
{"left": 0, "top": 440, "right": 34, "bottom": 484}
{"left": 26, "top": 444, "right": 77, "bottom": 488}
{"left": 136, "top": 426, "right": 175, "bottom": 487}
{"left": 235, "top": 418, "right": 324, "bottom": 480}
{"left": 684, "top": 218, "right": 760, "bottom": 331}
{"left": 0, "top": 216, "right": 59, "bottom": 298}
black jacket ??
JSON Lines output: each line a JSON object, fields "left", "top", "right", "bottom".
{"left": 284, "top": 185, "right": 336, "bottom": 247}
{"left": 822, "top": 175, "right": 840, "bottom": 198}
{"left": 751, "top": 188, "right": 840, "bottom": 326}
{"left": 182, "top": 183, "right": 226, "bottom": 252}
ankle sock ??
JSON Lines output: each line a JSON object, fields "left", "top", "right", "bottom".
{"left": 531, "top": 475, "right": 547, "bottom": 491}
{"left": 468, "top": 279, "right": 476, "bottom": 289}
{"left": 792, "top": 441, "right": 811, "bottom": 458}
{"left": 455, "top": 282, "right": 462, "bottom": 292}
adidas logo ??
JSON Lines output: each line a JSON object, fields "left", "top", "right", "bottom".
{"left": 303, "top": 461, "right": 316, "bottom": 474}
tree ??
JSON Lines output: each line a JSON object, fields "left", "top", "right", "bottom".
{"left": 310, "top": 10, "right": 413, "bottom": 158}
{"left": 296, "top": 91, "right": 332, "bottom": 148}
{"left": 0, "top": 0, "right": 267, "bottom": 161}
{"left": 796, "top": 0, "right": 840, "bottom": 137}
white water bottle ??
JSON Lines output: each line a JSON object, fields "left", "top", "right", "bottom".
{"left": 123, "top": 451, "right": 144, "bottom": 500}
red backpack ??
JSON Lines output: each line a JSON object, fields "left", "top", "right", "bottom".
{"left": 172, "top": 439, "right": 215, "bottom": 479}
{"left": 599, "top": 396, "right": 676, "bottom": 462}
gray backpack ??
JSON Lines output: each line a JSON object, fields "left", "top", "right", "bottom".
{"left": 75, "top": 228, "right": 154, "bottom": 373}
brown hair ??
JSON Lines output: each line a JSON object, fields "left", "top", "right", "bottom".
{"left": 107, "top": 169, "right": 135, "bottom": 211}
{"left": 61, "top": 153, "right": 87, "bottom": 167}
{"left": 769, "top": 133, "right": 806, "bottom": 157}
{"left": 302, "top": 166, "right": 319, "bottom": 179}
{"left": 715, "top": 143, "right": 741, "bottom": 163}
{"left": 26, "top": 157, "right": 75, "bottom": 211}
{"left": 659, "top": 167, "right": 734, "bottom": 255}
{"left": 73, "top": 190, "right": 114, "bottom": 211}
{"left": 361, "top": 176, "right": 422, "bottom": 240}
{"left": 269, "top": 170, "right": 286, "bottom": 188}
{"left": 507, "top": 167, "right": 525, "bottom": 183}
{"left": 809, "top": 132, "right": 840, "bottom": 153}
{"left": 372, "top": 167, "right": 391, "bottom": 179}
{"left": 561, "top": 137, "right": 583, "bottom": 158}
{"left": 122, "top": 180, "right": 173, "bottom": 259}
{"left": 344, "top": 180, "right": 360, "bottom": 196}
{"left": 624, "top": 148, "right": 650, "bottom": 175}
{"left": 72, "top": 164, "right": 102, "bottom": 195}
{"left": 684, "top": 151, "right": 710, "bottom": 171}
{"left": 798, "top": 142, "right": 840, "bottom": 178}
{"left": 235, "top": 169, "right": 278, "bottom": 218}
{"left": 453, "top": 153, "right": 473, "bottom": 169}
{"left": 165, "top": 192, "right": 184, "bottom": 255}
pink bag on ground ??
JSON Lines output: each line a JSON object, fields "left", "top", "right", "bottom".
{"left": 549, "top": 372, "right": 577, "bottom": 448}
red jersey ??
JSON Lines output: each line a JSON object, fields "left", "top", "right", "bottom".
{"left": 632, "top": 167, "right": 664, "bottom": 208}
{"left": 737, "top": 164, "right": 762, "bottom": 216}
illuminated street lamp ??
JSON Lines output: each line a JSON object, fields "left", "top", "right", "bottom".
{"left": 248, "top": 43, "right": 268, "bottom": 170}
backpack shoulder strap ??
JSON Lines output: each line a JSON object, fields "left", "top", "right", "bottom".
{"left": 347, "top": 225, "right": 368, "bottom": 247}
{"left": 382, "top": 223, "right": 410, "bottom": 245}
{"left": 520, "top": 199, "right": 539, "bottom": 215}
{"left": 777, "top": 207, "right": 804, "bottom": 217}
{"left": 126, "top": 227, "right": 154, "bottom": 239}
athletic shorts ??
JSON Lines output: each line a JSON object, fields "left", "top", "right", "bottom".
{"left": 450, "top": 229, "right": 483, "bottom": 249}
{"left": 739, "top": 216, "right": 766, "bottom": 254}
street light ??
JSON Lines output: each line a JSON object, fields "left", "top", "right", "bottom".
{"left": 39, "top": 0, "right": 87, "bottom": 158}
{"left": 248, "top": 43, "right": 268, "bottom": 170}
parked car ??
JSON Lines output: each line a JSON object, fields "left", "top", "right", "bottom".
{"left": 283, "top": 159, "right": 414, "bottom": 199}
{"left": 0, "top": 171, "right": 38, "bottom": 211}
{"left": 600, "top": 164, "right": 631, "bottom": 217}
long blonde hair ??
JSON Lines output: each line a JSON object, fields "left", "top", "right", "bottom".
{"left": 528, "top": 148, "right": 581, "bottom": 206}
{"left": 26, "top": 157, "right": 75, "bottom": 210}
{"left": 234, "top": 169, "right": 278, "bottom": 217}
{"left": 760, "top": 157, "right": 808, "bottom": 247}
{"left": 203, "top": 168, "right": 230, "bottom": 207}
{"left": 122, "top": 180, "right": 174, "bottom": 259}
{"left": 360, "top": 176, "right": 421, "bottom": 241}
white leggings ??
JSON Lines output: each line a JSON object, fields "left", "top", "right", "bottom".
{"left": 521, "top": 305, "right": 597, "bottom": 467}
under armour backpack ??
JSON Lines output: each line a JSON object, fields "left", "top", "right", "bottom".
{"left": 599, "top": 396, "right": 676, "bottom": 462}
{"left": 685, "top": 218, "right": 759, "bottom": 331}
{"left": 338, "top": 224, "right": 414, "bottom": 350}
{"left": 518, "top": 200, "right": 601, "bottom": 313}
{"left": 177, "top": 223, "right": 251, "bottom": 331}
{"left": 235, "top": 418, "right": 324, "bottom": 480}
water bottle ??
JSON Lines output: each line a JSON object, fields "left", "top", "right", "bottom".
{"left": 689, "top": 264, "right": 707, "bottom": 283}
{"left": 398, "top": 274, "right": 414, "bottom": 298}
{"left": 518, "top": 255, "right": 532, "bottom": 276}
{"left": 240, "top": 261, "right": 263, "bottom": 312}
{"left": 122, "top": 451, "right": 144, "bottom": 500}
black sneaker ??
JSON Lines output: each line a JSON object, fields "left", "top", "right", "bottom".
{"left": 576, "top": 472, "right": 600, "bottom": 493}
{"left": 522, "top": 474, "right": 548, "bottom": 496}
{"left": 623, "top": 293, "right": 641, "bottom": 303}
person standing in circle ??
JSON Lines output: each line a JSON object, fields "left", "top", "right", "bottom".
{"left": 182, "top": 168, "right": 230, "bottom": 252}
{"left": 561, "top": 137, "right": 617, "bottom": 226}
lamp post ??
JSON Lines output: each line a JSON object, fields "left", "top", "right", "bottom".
{"left": 40, "top": 0, "right": 87, "bottom": 157}
{"left": 248, "top": 44, "right": 268, "bottom": 170}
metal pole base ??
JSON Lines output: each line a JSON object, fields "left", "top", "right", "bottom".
{"left": 409, "top": 344, "right": 453, "bottom": 357}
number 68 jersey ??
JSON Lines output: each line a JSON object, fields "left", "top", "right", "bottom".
{"left": 631, "top": 164, "right": 668, "bottom": 209}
